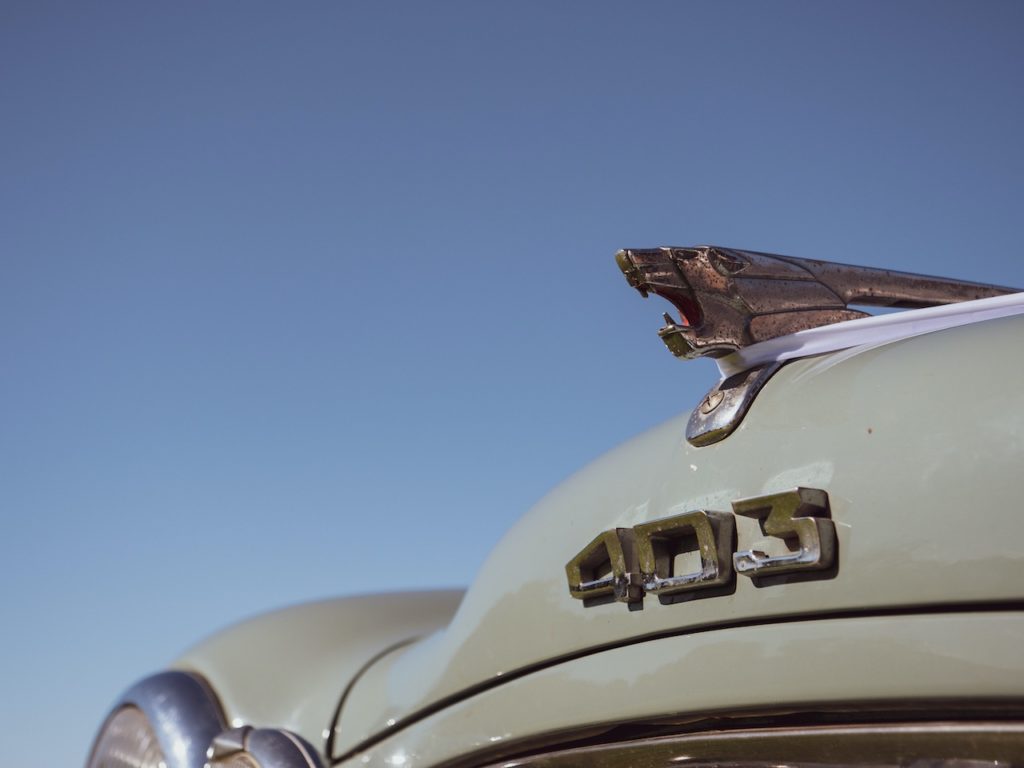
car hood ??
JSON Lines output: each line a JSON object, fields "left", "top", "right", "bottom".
{"left": 330, "top": 312, "right": 1024, "bottom": 758}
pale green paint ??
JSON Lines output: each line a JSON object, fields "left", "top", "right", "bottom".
{"left": 176, "top": 314, "right": 1024, "bottom": 767}
{"left": 172, "top": 591, "right": 463, "bottom": 750}
{"left": 352, "top": 612, "right": 1024, "bottom": 768}
{"left": 336, "top": 314, "right": 1024, "bottom": 753}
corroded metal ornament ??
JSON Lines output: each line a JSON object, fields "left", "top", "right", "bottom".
{"left": 616, "top": 245, "right": 1018, "bottom": 446}
{"left": 616, "top": 245, "right": 1016, "bottom": 360}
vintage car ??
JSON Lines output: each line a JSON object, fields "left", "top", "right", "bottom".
{"left": 87, "top": 246, "right": 1024, "bottom": 768}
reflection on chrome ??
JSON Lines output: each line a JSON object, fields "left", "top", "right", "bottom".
{"left": 86, "top": 671, "right": 324, "bottom": 768}
{"left": 207, "top": 726, "right": 324, "bottom": 768}
{"left": 86, "top": 671, "right": 225, "bottom": 768}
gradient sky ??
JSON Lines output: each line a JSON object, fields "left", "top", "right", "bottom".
{"left": 3, "top": 3, "right": 1023, "bottom": 765}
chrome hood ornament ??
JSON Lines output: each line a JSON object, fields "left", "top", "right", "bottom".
{"left": 616, "top": 245, "right": 1016, "bottom": 360}
{"left": 617, "top": 245, "right": 1019, "bottom": 447}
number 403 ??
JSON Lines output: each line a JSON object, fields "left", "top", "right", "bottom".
{"left": 565, "top": 487, "right": 837, "bottom": 606}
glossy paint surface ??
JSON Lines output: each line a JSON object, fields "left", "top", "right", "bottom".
{"left": 333, "top": 315, "right": 1024, "bottom": 754}
{"left": 345, "top": 611, "right": 1024, "bottom": 768}
{"left": 172, "top": 591, "right": 463, "bottom": 750}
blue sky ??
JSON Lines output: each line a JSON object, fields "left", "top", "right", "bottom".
{"left": 2, "top": 3, "right": 1023, "bottom": 765}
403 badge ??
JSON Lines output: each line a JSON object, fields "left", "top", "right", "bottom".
{"left": 565, "top": 487, "right": 837, "bottom": 606}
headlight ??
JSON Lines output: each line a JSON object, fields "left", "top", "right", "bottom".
{"left": 86, "top": 706, "right": 166, "bottom": 768}
{"left": 86, "top": 671, "right": 225, "bottom": 768}
{"left": 86, "top": 671, "right": 323, "bottom": 768}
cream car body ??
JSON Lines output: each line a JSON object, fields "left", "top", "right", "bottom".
{"left": 88, "top": 251, "right": 1024, "bottom": 768}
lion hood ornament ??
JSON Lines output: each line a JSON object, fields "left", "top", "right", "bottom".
{"left": 616, "top": 245, "right": 1017, "bottom": 360}
{"left": 617, "top": 245, "right": 1021, "bottom": 446}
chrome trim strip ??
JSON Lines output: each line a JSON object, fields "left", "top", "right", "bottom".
{"left": 489, "top": 721, "right": 1024, "bottom": 768}
{"left": 88, "top": 671, "right": 227, "bottom": 768}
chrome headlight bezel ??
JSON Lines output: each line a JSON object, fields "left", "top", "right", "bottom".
{"left": 87, "top": 671, "right": 225, "bottom": 768}
{"left": 87, "top": 671, "right": 322, "bottom": 768}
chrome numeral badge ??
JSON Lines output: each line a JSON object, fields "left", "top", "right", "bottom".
{"left": 634, "top": 510, "right": 734, "bottom": 596}
{"left": 566, "top": 487, "right": 836, "bottom": 605}
{"left": 564, "top": 528, "right": 642, "bottom": 603}
{"left": 732, "top": 487, "right": 836, "bottom": 578}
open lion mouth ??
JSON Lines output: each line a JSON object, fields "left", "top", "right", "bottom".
{"left": 615, "top": 248, "right": 704, "bottom": 329}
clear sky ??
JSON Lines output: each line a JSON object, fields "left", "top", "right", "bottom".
{"left": 2, "top": 3, "right": 1023, "bottom": 765}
